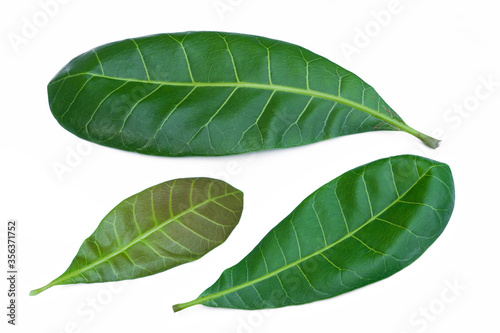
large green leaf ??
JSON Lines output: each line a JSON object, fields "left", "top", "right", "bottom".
{"left": 30, "top": 178, "right": 243, "bottom": 296}
{"left": 173, "top": 155, "right": 454, "bottom": 311}
{"left": 48, "top": 32, "right": 439, "bottom": 157}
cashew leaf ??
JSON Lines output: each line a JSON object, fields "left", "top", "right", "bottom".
{"left": 48, "top": 32, "right": 439, "bottom": 157}
{"left": 173, "top": 155, "right": 454, "bottom": 311}
{"left": 31, "top": 178, "right": 243, "bottom": 295}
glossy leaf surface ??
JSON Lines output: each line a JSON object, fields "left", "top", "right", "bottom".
{"left": 173, "top": 155, "right": 454, "bottom": 311}
{"left": 48, "top": 32, "right": 439, "bottom": 157}
{"left": 31, "top": 178, "right": 243, "bottom": 296}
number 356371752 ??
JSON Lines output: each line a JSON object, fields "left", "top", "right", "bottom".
{"left": 7, "top": 220, "right": 16, "bottom": 269}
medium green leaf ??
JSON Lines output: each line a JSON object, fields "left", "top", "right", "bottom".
{"left": 30, "top": 178, "right": 243, "bottom": 296}
{"left": 48, "top": 32, "right": 439, "bottom": 157}
{"left": 173, "top": 155, "right": 454, "bottom": 311}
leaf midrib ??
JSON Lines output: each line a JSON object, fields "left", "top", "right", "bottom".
{"left": 189, "top": 164, "right": 441, "bottom": 307}
{"left": 49, "top": 72, "right": 409, "bottom": 134}
{"left": 49, "top": 189, "right": 240, "bottom": 288}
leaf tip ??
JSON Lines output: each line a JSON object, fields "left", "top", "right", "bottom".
{"left": 29, "top": 283, "right": 52, "bottom": 296}
{"left": 419, "top": 133, "right": 441, "bottom": 149}
{"left": 172, "top": 298, "right": 201, "bottom": 312}
{"left": 29, "top": 288, "right": 42, "bottom": 296}
{"left": 172, "top": 303, "right": 184, "bottom": 313}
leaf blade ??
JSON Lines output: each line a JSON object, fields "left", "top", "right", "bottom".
{"left": 48, "top": 32, "right": 439, "bottom": 157}
{"left": 173, "top": 155, "right": 454, "bottom": 311}
{"left": 30, "top": 178, "right": 243, "bottom": 296}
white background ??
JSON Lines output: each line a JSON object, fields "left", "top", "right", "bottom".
{"left": 1, "top": 0, "right": 499, "bottom": 332}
